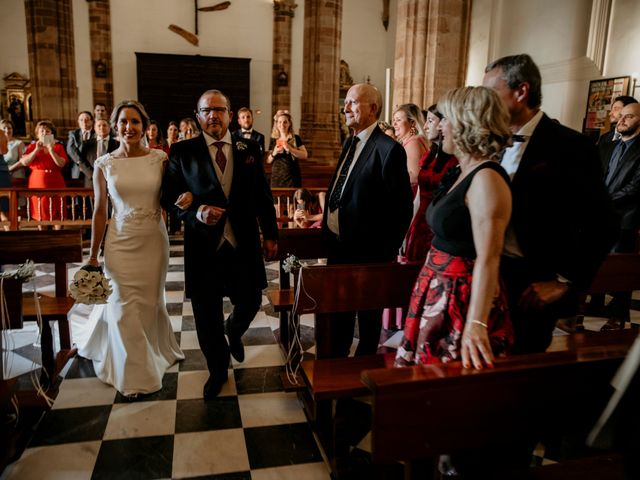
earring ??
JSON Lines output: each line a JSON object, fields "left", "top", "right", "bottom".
{"left": 410, "top": 126, "right": 417, "bottom": 136}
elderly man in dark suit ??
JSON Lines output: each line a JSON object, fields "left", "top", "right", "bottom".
{"left": 321, "top": 83, "right": 413, "bottom": 358}
{"left": 483, "top": 54, "right": 618, "bottom": 355}
{"left": 232, "top": 107, "right": 265, "bottom": 156}
{"left": 599, "top": 102, "right": 640, "bottom": 329}
{"left": 67, "top": 111, "right": 95, "bottom": 182}
{"left": 161, "top": 89, "right": 278, "bottom": 399}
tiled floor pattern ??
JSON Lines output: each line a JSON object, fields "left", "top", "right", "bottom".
{"left": 1, "top": 239, "right": 639, "bottom": 479}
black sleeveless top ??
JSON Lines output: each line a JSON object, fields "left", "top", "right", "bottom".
{"left": 427, "top": 161, "right": 510, "bottom": 259}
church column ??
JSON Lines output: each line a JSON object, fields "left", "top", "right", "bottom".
{"left": 272, "top": 0, "right": 297, "bottom": 115}
{"left": 299, "top": 0, "right": 342, "bottom": 164}
{"left": 393, "top": 0, "right": 471, "bottom": 108}
{"left": 24, "top": 0, "right": 78, "bottom": 135}
{"left": 88, "top": 0, "right": 114, "bottom": 112}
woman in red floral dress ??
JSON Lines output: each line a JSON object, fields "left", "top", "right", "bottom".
{"left": 395, "top": 87, "right": 514, "bottom": 369}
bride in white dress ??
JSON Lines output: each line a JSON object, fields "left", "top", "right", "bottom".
{"left": 77, "top": 100, "right": 184, "bottom": 397}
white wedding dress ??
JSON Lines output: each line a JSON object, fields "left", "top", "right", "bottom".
{"left": 72, "top": 149, "right": 184, "bottom": 395}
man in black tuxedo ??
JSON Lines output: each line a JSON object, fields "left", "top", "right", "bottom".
{"left": 232, "top": 107, "right": 265, "bottom": 156}
{"left": 79, "top": 118, "right": 119, "bottom": 187}
{"left": 599, "top": 102, "right": 640, "bottom": 329}
{"left": 321, "top": 83, "right": 413, "bottom": 358}
{"left": 161, "top": 89, "right": 278, "bottom": 399}
{"left": 483, "top": 54, "right": 618, "bottom": 355}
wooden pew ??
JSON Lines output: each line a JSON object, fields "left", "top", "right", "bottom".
{"left": 361, "top": 329, "right": 637, "bottom": 479}
{"left": 575, "top": 253, "right": 640, "bottom": 329}
{"left": 0, "top": 230, "right": 83, "bottom": 384}
{"left": 289, "top": 262, "right": 420, "bottom": 471}
{"left": 266, "top": 227, "right": 328, "bottom": 354}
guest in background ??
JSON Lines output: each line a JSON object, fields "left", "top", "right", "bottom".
{"left": 179, "top": 118, "right": 200, "bottom": 140}
{"left": 293, "top": 188, "right": 325, "bottom": 228}
{"left": 146, "top": 120, "right": 169, "bottom": 153}
{"left": 233, "top": 107, "right": 265, "bottom": 156}
{"left": 2, "top": 120, "right": 26, "bottom": 183}
{"left": 79, "top": 118, "right": 119, "bottom": 187}
{"left": 267, "top": 110, "right": 307, "bottom": 188}
{"left": 20, "top": 120, "right": 68, "bottom": 223}
{"left": 166, "top": 121, "right": 180, "bottom": 148}
{"left": 67, "top": 111, "right": 95, "bottom": 182}
{"left": 402, "top": 104, "right": 458, "bottom": 263}
{"left": 395, "top": 86, "right": 514, "bottom": 370}
{"left": 0, "top": 128, "right": 9, "bottom": 227}
{"left": 392, "top": 104, "right": 428, "bottom": 192}
{"left": 378, "top": 121, "right": 396, "bottom": 140}
{"left": 599, "top": 96, "right": 638, "bottom": 148}
{"left": 94, "top": 103, "right": 108, "bottom": 121}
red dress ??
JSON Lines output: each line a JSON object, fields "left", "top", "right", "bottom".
{"left": 25, "top": 142, "right": 67, "bottom": 221}
{"left": 403, "top": 147, "right": 458, "bottom": 262}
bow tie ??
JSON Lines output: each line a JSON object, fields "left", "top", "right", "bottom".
{"left": 512, "top": 134, "right": 527, "bottom": 142}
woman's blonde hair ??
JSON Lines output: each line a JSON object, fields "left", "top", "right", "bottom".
{"left": 271, "top": 111, "right": 295, "bottom": 140}
{"left": 437, "top": 86, "right": 512, "bottom": 160}
{"left": 393, "top": 103, "right": 426, "bottom": 138}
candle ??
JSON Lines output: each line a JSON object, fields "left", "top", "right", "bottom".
{"left": 287, "top": 197, "right": 291, "bottom": 217}
{"left": 277, "top": 197, "right": 281, "bottom": 217}
{"left": 385, "top": 67, "right": 392, "bottom": 123}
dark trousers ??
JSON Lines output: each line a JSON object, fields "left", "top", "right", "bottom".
{"left": 500, "top": 256, "right": 561, "bottom": 354}
{"left": 190, "top": 242, "right": 262, "bottom": 379}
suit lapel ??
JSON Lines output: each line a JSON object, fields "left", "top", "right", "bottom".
{"left": 609, "top": 139, "right": 640, "bottom": 189}
{"left": 195, "top": 135, "right": 222, "bottom": 192}
{"left": 340, "top": 128, "right": 378, "bottom": 199}
{"left": 511, "top": 113, "right": 549, "bottom": 186}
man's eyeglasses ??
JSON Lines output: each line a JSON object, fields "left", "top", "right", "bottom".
{"left": 197, "top": 107, "right": 228, "bottom": 116}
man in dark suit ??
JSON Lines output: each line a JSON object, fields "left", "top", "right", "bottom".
{"left": 232, "top": 107, "right": 265, "bottom": 156}
{"left": 598, "top": 95, "right": 638, "bottom": 148}
{"left": 161, "top": 89, "right": 278, "bottom": 399}
{"left": 321, "top": 83, "right": 413, "bottom": 358}
{"left": 483, "top": 54, "right": 618, "bottom": 355}
{"left": 79, "top": 118, "right": 119, "bottom": 187}
{"left": 599, "top": 102, "right": 640, "bottom": 329}
{"left": 66, "top": 111, "right": 95, "bottom": 182}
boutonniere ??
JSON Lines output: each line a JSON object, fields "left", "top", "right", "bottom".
{"left": 236, "top": 141, "right": 247, "bottom": 151}
{"left": 245, "top": 156, "right": 255, "bottom": 164}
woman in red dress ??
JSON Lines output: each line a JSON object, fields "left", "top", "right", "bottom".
{"left": 20, "top": 120, "right": 68, "bottom": 222}
{"left": 146, "top": 120, "right": 170, "bottom": 153}
{"left": 402, "top": 105, "right": 459, "bottom": 263}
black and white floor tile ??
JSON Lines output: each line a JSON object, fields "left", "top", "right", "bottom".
{"left": 1, "top": 238, "right": 639, "bottom": 479}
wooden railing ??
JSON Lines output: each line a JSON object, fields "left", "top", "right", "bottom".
{"left": 0, "top": 187, "right": 95, "bottom": 230}
{"left": 0, "top": 186, "right": 330, "bottom": 231}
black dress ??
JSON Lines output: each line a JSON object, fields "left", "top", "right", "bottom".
{"left": 269, "top": 134, "right": 303, "bottom": 188}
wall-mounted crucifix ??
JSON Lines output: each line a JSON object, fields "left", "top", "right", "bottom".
{"left": 168, "top": 1, "right": 231, "bottom": 46}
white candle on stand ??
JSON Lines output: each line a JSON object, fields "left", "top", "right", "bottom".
{"left": 277, "top": 197, "right": 281, "bottom": 217}
{"left": 385, "top": 67, "right": 392, "bottom": 123}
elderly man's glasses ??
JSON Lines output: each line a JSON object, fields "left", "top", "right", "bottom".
{"left": 197, "top": 107, "right": 228, "bottom": 116}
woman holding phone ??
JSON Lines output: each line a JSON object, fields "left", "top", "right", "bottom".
{"left": 19, "top": 120, "right": 68, "bottom": 222}
{"left": 267, "top": 110, "right": 307, "bottom": 188}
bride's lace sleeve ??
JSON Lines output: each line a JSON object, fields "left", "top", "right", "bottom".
{"left": 94, "top": 154, "right": 113, "bottom": 171}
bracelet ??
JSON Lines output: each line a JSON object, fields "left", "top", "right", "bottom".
{"left": 469, "top": 320, "right": 488, "bottom": 328}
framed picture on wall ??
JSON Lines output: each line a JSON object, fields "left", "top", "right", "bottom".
{"left": 584, "top": 76, "right": 630, "bottom": 132}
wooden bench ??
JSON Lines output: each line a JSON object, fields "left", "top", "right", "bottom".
{"left": 265, "top": 227, "right": 328, "bottom": 353}
{"left": 0, "top": 229, "right": 83, "bottom": 384}
{"left": 283, "top": 262, "right": 421, "bottom": 470}
{"left": 574, "top": 253, "right": 640, "bottom": 330}
{"left": 361, "top": 329, "right": 637, "bottom": 479}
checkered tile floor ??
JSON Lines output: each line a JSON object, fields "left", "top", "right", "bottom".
{"left": 2, "top": 238, "right": 640, "bottom": 479}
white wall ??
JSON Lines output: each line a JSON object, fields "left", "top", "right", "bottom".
{"left": 0, "top": 0, "right": 29, "bottom": 80}
{"left": 466, "top": 0, "right": 640, "bottom": 131}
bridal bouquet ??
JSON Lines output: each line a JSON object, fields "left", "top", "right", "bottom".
{"left": 69, "top": 265, "right": 112, "bottom": 305}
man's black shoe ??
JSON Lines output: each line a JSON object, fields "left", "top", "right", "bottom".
{"left": 203, "top": 375, "right": 228, "bottom": 400}
{"left": 229, "top": 337, "right": 245, "bottom": 363}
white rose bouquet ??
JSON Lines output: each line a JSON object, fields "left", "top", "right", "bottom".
{"left": 69, "top": 265, "right": 112, "bottom": 304}
{"left": 282, "top": 254, "right": 302, "bottom": 273}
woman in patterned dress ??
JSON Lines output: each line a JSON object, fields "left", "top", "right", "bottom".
{"left": 395, "top": 86, "right": 514, "bottom": 370}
